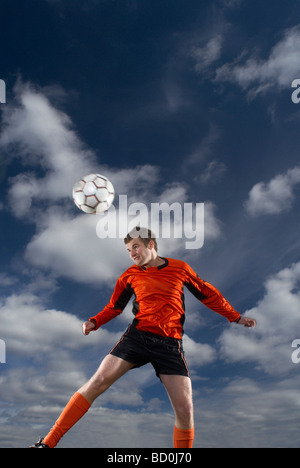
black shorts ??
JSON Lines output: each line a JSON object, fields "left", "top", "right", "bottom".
{"left": 110, "top": 324, "right": 190, "bottom": 379}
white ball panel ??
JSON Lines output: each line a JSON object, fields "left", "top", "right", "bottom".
{"left": 73, "top": 180, "right": 85, "bottom": 193}
{"left": 96, "top": 187, "right": 109, "bottom": 202}
{"left": 73, "top": 192, "right": 86, "bottom": 206}
{"left": 106, "top": 180, "right": 114, "bottom": 193}
{"left": 94, "top": 176, "right": 107, "bottom": 188}
{"left": 86, "top": 195, "right": 99, "bottom": 208}
{"left": 96, "top": 201, "right": 108, "bottom": 213}
{"left": 81, "top": 204, "right": 96, "bottom": 214}
{"left": 83, "top": 181, "right": 97, "bottom": 196}
{"left": 82, "top": 174, "right": 97, "bottom": 183}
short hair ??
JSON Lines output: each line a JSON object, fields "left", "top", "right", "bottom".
{"left": 124, "top": 226, "right": 158, "bottom": 252}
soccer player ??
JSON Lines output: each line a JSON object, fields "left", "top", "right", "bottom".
{"left": 30, "top": 227, "right": 256, "bottom": 448}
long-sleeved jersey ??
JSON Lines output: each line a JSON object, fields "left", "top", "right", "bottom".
{"left": 89, "top": 258, "right": 241, "bottom": 340}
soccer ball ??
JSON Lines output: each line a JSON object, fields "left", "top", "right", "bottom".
{"left": 72, "top": 174, "right": 115, "bottom": 214}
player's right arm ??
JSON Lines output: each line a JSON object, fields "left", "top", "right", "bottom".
{"left": 84, "top": 273, "right": 134, "bottom": 332}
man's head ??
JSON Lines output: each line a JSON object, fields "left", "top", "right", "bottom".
{"left": 124, "top": 227, "right": 157, "bottom": 251}
{"left": 124, "top": 227, "right": 158, "bottom": 266}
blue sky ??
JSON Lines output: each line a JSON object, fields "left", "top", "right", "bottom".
{"left": 1, "top": 0, "right": 300, "bottom": 448}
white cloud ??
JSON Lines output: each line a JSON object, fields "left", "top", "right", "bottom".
{"left": 0, "top": 291, "right": 118, "bottom": 359}
{"left": 216, "top": 26, "right": 300, "bottom": 97}
{"left": 219, "top": 261, "right": 300, "bottom": 375}
{"left": 183, "top": 334, "right": 216, "bottom": 368}
{"left": 25, "top": 212, "right": 130, "bottom": 284}
{"left": 0, "top": 406, "right": 173, "bottom": 448}
{"left": 245, "top": 165, "right": 300, "bottom": 216}
{"left": 193, "top": 375, "right": 300, "bottom": 447}
{"left": 0, "top": 82, "right": 98, "bottom": 218}
{"left": 0, "top": 289, "right": 126, "bottom": 414}
{"left": 202, "top": 201, "right": 222, "bottom": 240}
{"left": 191, "top": 36, "right": 223, "bottom": 74}
{"left": 0, "top": 273, "right": 18, "bottom": 287}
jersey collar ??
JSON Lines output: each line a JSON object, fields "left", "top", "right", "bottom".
{"left": 140, "top": 257, "right": 169, "bottom": 271}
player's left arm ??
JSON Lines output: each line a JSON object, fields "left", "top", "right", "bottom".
{"left": 184, "top": 264, "right": 256, "bottom": 327}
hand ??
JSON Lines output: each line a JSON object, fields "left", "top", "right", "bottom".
{"left": 82, "top": 321, "right": 96, "bottom": 335}
{"left": 238, "top": 316, "right": 256, "bottom": 328}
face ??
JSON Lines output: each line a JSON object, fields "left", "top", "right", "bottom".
{"left": 126, "top": 238, "right": 154, "bottom": 266}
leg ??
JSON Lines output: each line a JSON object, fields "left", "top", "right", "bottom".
{"left": 43, "top": 355, "right": 135, "bottom": 447}
{"left": 160, "top": 374, "right": 194, "bottom": 429}
{"left": 78, "top": 354, "right": 135, "bottom": 404}
{"left": 160, "top": 374, "right": 194, "bottom": 448}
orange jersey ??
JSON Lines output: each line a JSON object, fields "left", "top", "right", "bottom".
{"left": 90, "top": 258, "right": 241, "bottom": 339}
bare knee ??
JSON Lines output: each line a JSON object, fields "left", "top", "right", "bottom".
{"left": 79, "top": 372, "right": 112, "bottom": 404}
{"left": 174, "top": 400, "right": 194, "bottom": 428}
{"left": 92, "top": 372, "right": 113, "bottom": 391}
{"left": 79, "top": 355, "right": 134, "bottom": 405}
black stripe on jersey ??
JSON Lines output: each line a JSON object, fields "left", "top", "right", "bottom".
{"left": 184, "top": 281, "right": 207, "bottom": 302}
{"left": 114, "top": 283, "right": 135, "bottom": 310}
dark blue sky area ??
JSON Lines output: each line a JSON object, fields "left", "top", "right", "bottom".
{"left": 2, "top": 0, "right": 299, "bottom": 174}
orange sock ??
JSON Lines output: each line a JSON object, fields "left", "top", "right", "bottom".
{"left": 43, "top": 392, "right": 91, "bottom": 448}
{"left": 173, "top": 426, "right": 195, "bottom": 448}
